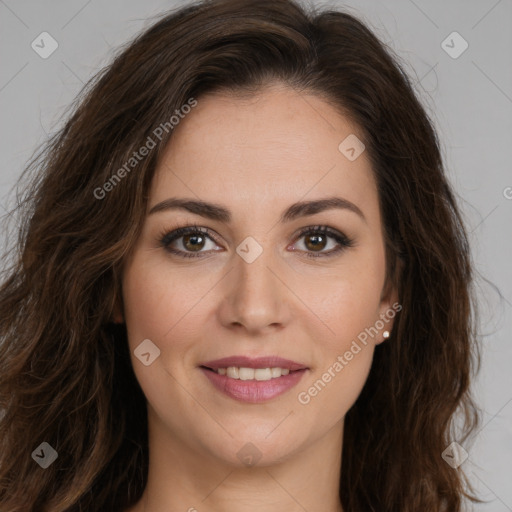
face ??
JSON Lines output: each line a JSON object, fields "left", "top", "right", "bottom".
{"left": 120, "top": 83, "right": 397, "bottom": 468}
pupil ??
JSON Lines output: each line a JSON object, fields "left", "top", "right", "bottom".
{"left": 184, "top": 234, "right": 204, "bottom": 251}
{"left": 182, "top": 233, "right": 327, "bottom": 252}
{"left": 306, "top": 234, "right": 326, "bottom": 251}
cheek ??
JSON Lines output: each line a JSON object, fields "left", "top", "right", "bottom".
{"left": 121, "top": 255, "right": 204, "bottom": 410}
{"left": 290, "top": 254, "right": 385, "bottom": 420}
{"left": 122, "top": 253, "right": 207, "bottom": 349}
{"left": 298, "top": 346, "right": 373, "bottom": 413}
{"left": 323, "top": 281, "right": 382, "bottom": 348}
{"left": 294, "top": 279, "right": 380, "bottom": 424}
{"left": 296, "top": 251, "right": 386, "bottom": 347}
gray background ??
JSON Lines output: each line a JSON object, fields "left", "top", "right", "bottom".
{"left": 0, "top": 0, "right": 511, "bottom": 509}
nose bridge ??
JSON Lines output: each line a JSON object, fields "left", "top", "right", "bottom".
{"left": 234, "top": 235, "right": 279, "bottom": 300}
{"left": 221, "top": 234, "right": 288, "bottom": 331}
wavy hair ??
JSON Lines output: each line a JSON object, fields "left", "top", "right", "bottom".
{"left": 0, "top": 0, "right": 481, "bottom": 510}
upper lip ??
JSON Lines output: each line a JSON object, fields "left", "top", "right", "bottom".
{"left": 200, "top": 356, "right": 308, "bottom": 372}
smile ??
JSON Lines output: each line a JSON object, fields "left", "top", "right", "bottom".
{"left": 199, "top": 355, "right": 309, "bottom": 403}
{"left": 212, "top": 366, "right": 291, "bottom": 380}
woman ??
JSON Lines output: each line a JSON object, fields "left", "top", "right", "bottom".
{"left": 0, "top": 0, "right": 481, "bottom": 510}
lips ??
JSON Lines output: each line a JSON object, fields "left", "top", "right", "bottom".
{"left": 199, "top": 355, "right": 309, "bottom": 403}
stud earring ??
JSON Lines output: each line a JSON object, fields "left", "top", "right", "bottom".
{"left": 382, "top": 330, "right": 390, "bottom": 340}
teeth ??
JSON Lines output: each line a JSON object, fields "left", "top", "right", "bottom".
{"left": 226, "top": 367, "right": 239, "bottom": 379}
{"left": 239, "top": 367, "right": 254, "bottom": 380}
{"left": 218, "top": 366, "right": 293, "bottom": 380}
{"left": 255, "top": 368, "right": 272, "bottom": 381}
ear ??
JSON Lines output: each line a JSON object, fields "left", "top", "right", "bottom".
{"left": 375, "top": 278, "right": 400, "bottom": 345}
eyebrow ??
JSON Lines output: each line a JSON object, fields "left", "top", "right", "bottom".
{"left": 148, "top": 196, "right": 366, "bottom": 223}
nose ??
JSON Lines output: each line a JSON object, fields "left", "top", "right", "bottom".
{"left": 217, "top": 242, "right": 291, "bottom": 335}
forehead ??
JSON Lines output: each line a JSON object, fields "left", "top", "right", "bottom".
{"left": 150, "top": 85, "right": 378, "bottom": 221}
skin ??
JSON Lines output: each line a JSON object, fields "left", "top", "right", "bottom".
{"left": 121, "top": 83, "right": 397, "bottom": 512}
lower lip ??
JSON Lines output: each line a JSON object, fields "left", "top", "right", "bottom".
{"left": 200, "top": 367, "right": 307, "bottom": 403}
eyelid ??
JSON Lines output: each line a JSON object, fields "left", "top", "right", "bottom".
{"left": 291, "top": 225, "right": 354, "bottom": 258}
{"left": 159, "top": 224, "right": 220, "bottom": 247}
{"left": 158, "top": 223, "right": 354, "bottom": 258}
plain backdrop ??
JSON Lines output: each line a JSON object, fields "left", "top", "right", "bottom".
{"left": 0, "top": 0, "right": 511, "bottom": 510}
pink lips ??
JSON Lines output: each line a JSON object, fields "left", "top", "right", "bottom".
{"left": 199, "top": 355, "right": 309, "bottom": 403}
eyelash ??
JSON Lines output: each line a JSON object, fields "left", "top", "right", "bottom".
{"left": 159, "top": 223, "right": 354, "bottom": 259}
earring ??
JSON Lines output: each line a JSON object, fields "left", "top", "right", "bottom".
{"left": 382, "top": 330, "right": 390, "bottom": 340}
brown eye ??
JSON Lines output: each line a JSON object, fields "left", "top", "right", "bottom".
{"left": 182, "top": 233, "right": 206, "bottom": 252}
{"left": 293, "top": 226, "right": 354, "bottom": 258}
{"left": 160, "top": 224, "right": 354, "bottom": 260}
{"left": 304, "top": 233, "right": 328, "bottom": 252}
{"left": 160, "top": 226, "right": 220, "bottom": 258}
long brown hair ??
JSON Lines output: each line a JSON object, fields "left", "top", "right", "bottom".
{"left": 0, "top": 0, "right": 481, "bottom": 510}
